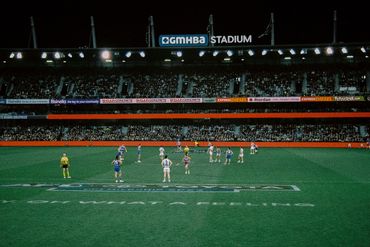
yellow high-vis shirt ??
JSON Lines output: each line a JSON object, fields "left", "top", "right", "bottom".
{"left": 60, "top": 157, "right": 69, "bottom": 166}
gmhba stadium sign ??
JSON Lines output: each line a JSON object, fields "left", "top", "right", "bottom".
{"left": 159, "top": 34, "right": 252, "bottom": 47}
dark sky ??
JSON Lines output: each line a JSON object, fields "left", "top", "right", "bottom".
{"left": 0, "top": 0, "right": 369, "bottom": 48}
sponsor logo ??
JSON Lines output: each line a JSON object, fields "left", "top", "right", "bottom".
{"left": 159, "top": 34, "right": 208, "bottom": 47}
{"left": 66, "top": 99, "right": 100, "bottom": 104}
{"left": 50, "top": 99, "right": 67, "bottom": 104}
{"left": 216, "top": 98, "right": 248, "bottom": 103}
{"left": 0, "top": 115, "right": 27, "bottom": 119}
{"left": 202, "top": 98, "right": 217, "bottom": 103}
{"left": 169, "top": 98, "right": 202, "bottom": 103}
{"left": 5, "top": 99, "right": 50, "bottom": 104}
{"left": 300, "top": 96, "right": 334, "bottom": 102}
{"left": 0, "top": 183, "right": 300, "bottom": 193}
{"left": 334, "top": 96, "right": 365, "bottom": 102}
{"left": 0, "top": 99, "right": 6, "bottom": 104}
{"left": 248, "top": 97, "right": 301, "bottom": 102}
{"left": 159, "top": 34, "right": 252, "bottom": 47}
{"left": 50, "top": 99, "right": 100, "bottom": 104}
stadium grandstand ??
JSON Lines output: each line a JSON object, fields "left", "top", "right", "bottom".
{"left": 1, "top": 5, "right": 370, "bottom": 247}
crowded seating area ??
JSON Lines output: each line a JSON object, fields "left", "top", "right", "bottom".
{"left": 1, "top": 124, "right": 367, "bottom": 142}
{"left": 0, "top": 70, "right": 368, "bottom": 98}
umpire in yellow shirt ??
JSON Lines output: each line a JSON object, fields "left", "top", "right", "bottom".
{"left": 60, "top": 153, "right": 71, "bottom": 178}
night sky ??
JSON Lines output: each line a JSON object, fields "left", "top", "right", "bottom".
{"left": 0, "top": 0, "right": 369, "bottom": 48}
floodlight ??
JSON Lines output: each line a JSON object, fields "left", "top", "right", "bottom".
{"left": 54, "top": 52, "right": 61, "bottom": 59}
{"left": 325, "top": 47, "right": 334, "bottom": 55}
{"left": 125, "top": 51, "right": 132, "bottom": 58}
{"left": 101, "top": 50, "right": 111, "bottom": 60}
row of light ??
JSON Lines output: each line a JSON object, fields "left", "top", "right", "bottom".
{"left": 6, "top": 47, "right": 368, "bottom": 61}
{"left": 101, "top": 50, "right": 146, "bottom": 61}
{"left": 196, "top": 46, "right": 367, "bottom": 57}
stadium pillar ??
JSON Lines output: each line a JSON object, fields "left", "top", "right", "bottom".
{"left": 334, "top": 73, "right": 340, "bottom": 93}
{"left": 366, "top": 72, "right": 370, "bottom": 92}
{"left": 30, "top": 16, "right": 37, "bottom": 48}
{"left": 302, "top": 72, "right": 308, "bottom": 94}
{"left": 333, "top": 10, "right": 337, "bottom": 44}
{"left": 240, "top": 74, "right": 246, "bottom": 95}
{"left": 90, "top": 16, "right": 97, "bottom": 48}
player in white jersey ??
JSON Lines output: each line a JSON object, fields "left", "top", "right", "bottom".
{"left": 161, "top": 155, "right": 173, "bottom": 182}
{"left": 237, "top": 147, "right": 244, "bottom": 163}
{"left": 216, "top": 147, "right": 222, "bottom": 163}
{"left": 176, "top": 138, "right": 182, "bottom": 152}
{"left": 137, "top": 144, "right": 142, "bottom": 163}
{"left": 208, "top": 144, "right": 214, "bottom": 163}
{"left": 159, "top": 147, "right": 165, "bottom": 160}
{"left": 224, "top": 147, "right": 233, "bottom": 165}
{"left": 250, "top": 142, "right": 256, "bottom": 154}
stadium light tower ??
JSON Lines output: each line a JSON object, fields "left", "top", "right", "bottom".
{"left": 90, "top": 16, "right": 97, "bottom": 48}
{"left": 271, "top": 13, "right": 275, "bottom": 46}
{"left": 207, "top": 14, "right": 214, "bottom": 47}
{"left": 333, "top": 10, "right": 337, "bottom": 44}
{"left": 147, "top": 16, "right": 156, "bottom": 48}
{"left": 258, "top": 13, "right": 275, "bottom": 46}
{"left": 30, "top": 16, "right": 37, "bottom": 48}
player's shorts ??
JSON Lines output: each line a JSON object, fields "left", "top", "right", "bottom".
{"left": 239, "top": 154, "right": 244, "bottom": 158}
{"left": 114, "top": 166, "right": 121, "bottom": 172}
{"left": 137, "top": 151, "right": 141, "bottom": 155}
{"left": 184, "top": 162, "right": 189, "bottom": 166}
{"left": 226, "top": 155, "right": 232, "bottom": 159}
{"left": 209, "top": 151, "right": 213, "bottom": 156}
{"left": 62, "top": 164, "right": 69, "bottom": 169}
{"left": 163, "top": 167, "right": 170, "bottom": 173}
{"left": 159, "top": 153, "right": 164, "bottom": 157}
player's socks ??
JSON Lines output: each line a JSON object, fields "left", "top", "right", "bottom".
{"left": 188, "top": 170, "right": 190, "bottom": 174}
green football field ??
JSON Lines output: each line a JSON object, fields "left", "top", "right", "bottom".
{"left": 0, "top": 146, "right": 369, "bottom": 247}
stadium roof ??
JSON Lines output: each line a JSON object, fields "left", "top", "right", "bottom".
{"left": 0, "top": 0, "right": 369, "bottom": 49}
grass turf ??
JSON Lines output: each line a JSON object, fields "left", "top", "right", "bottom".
{"left": 0, "top": 146, "right": 369, "bottom": 247}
